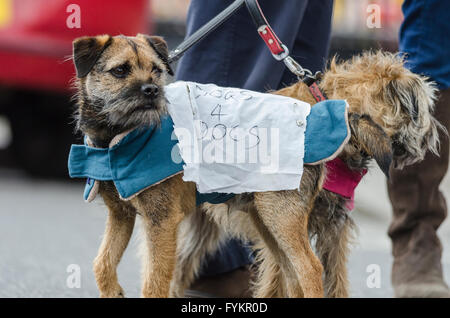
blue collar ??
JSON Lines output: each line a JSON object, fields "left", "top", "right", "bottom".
{"left": 69, "top": 117, "right": 183, "bottom": 200}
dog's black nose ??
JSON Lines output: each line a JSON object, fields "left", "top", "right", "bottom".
{"left": 141, "top": 84, "right": 159, "bottom": 98}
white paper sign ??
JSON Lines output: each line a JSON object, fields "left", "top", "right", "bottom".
{"left": 165, "top": 81, "right": 311, "bottom": 194}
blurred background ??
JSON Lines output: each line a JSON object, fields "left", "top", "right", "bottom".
{"left": 0, "top": 0, "right": 404, "bottom": 178}
{"left": 0, "top": 0, "right": 448, "bottom": 297}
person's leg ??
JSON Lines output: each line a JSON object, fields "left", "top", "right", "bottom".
{"left": 387, "top": 0, "right": 450, "bottom": 298}
{"left": 388, "top": 89, "right": 450, "bottom": 298}
{"left": 175, "top": 0, "right": 333, "bottom": 295}
{"left": 277, "top": 0, "right": 333, "bottom": 88}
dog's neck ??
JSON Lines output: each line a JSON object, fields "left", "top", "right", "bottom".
{"left": 76, "top": 100, "right": 126, "bottom": 148}
{"left": 277, "top": 80, "right": 376, "bottom": 173}
{"left": 338, "top": 141, "right": 373, "bottom": 171}
{"left": 82, "top": 127, "right": 118, "bottom": 148}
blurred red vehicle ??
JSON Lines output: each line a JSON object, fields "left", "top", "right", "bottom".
{"left": 0, "top": 0, "right": 151, "bottom": 177}
{"left": 0, "top": 0, "right": 150, "bottom": 92}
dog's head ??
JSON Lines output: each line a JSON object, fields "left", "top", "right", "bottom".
{"left": 322, "top": 51, "right": 443, "bottom": 173}
{"left": 72, "top": 34, "right": 173, "bottom": 145}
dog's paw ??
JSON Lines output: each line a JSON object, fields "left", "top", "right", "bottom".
{"left": 99, "top": 285, "right": 125, "bottom": 298}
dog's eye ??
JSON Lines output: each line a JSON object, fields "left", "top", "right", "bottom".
{"left": 110, "top": 65, "right": 129, "bottom": 78}
{"left": 152, "top": 65, "right": 162, "bottom": 75}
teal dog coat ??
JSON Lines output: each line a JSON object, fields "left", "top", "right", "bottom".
{"left": 68, "top": 84, "right": 349, "bottom": 204}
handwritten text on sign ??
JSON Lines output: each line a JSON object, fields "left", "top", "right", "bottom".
{"left": 166, "top": 81, "right": 309, "bottom": 193}
{"left": 186, "top": 84, "right": 280, "bottom": 168}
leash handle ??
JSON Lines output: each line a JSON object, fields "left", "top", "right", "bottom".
{"left": 245, "top": 0, "right": 285, "bottom": 57}
{"left": 168, "top": 0, "right": 246, "bottom": 64}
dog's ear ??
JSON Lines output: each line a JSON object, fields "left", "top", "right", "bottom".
{"left": 387, "top": 79, "right": 420, "bottom": 124}
{"left": 349, "top": 113, "right": 393, "bottom": 178}
{"left": 138, "top": 34, "right": 174, "bottom": 76}
{"left": 72, "top": 35, "right": 112, "bottom": 78}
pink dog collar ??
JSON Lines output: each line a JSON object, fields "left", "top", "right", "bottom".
{"left": 322, "top": 157, "right": 367, "bottom": 210}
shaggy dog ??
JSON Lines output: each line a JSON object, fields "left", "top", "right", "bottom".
{"left": 171, "top": 52, "right": 442, "bottom": 298}
{"left": 71, "top": 34, "right": 440, "bottom": 298}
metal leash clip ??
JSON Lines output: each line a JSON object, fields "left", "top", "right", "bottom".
{"left": 270, "top": 43, "right": 289, "bottom": 61}
{"left": 302, "top": 71, "right": 323, "bottom": 86}
{"left": 282, "top": 55, "right": 313, "bottom": 79}
{"left": 270, "top": 44, "right": 314, "bottom": 80}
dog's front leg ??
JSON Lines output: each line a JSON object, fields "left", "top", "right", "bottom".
{"left": 140, "top": 205, "right": 184, "bottom": 298}
{"left": 94, "top": 196, "right": 136, "bottom": 298}
{"left": 137, "top": 177, "right": 195, "bottom": 298}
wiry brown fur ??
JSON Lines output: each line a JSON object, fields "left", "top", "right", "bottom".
{"left": 73, "top": 35, "right": 440, "bottom": 298}
{"left": 172, "top": 52, "right": 442, "bottom": 298}
{"left": 74, "top": 34, "right": 324, "bottom": 298}
{"left": 321, "top": 52, "right": 442, "bottom": 168}
{"left": 73, "top": 34, "right": 170, "bottom": 147}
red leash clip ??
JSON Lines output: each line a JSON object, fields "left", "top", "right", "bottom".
{"left": 257, "top": 25, "right": 286, "bottom": 57}
{"left": 246, "top": 0, "right": 308, "bottom": 78}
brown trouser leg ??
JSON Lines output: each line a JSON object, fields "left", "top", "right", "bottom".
{"left": 387, "top": 88, "right": 450, "bottom": 297}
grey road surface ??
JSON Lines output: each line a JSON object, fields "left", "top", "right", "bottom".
{"left": 1, "top": 166, "right": 449, "bottom": 298}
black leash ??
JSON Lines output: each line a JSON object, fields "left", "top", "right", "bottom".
{"left": 168, "top": 0, "right": 326, "bottom": 100}
{"left": 168, "top": 0, "right": 246, "bottom": 64}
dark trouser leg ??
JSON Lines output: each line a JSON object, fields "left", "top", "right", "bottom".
{"left": 387, "top": 88, "right": 450, "bottom": 297}
{"left": 177, "top": 0, "right": 332, "bottom": 286}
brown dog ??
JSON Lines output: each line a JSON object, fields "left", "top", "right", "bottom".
{"left": 172, "top": 51, "right": 442, "bottom": 298}
{"left": 72, "top": 34, "right": 440, "bottom": 298}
